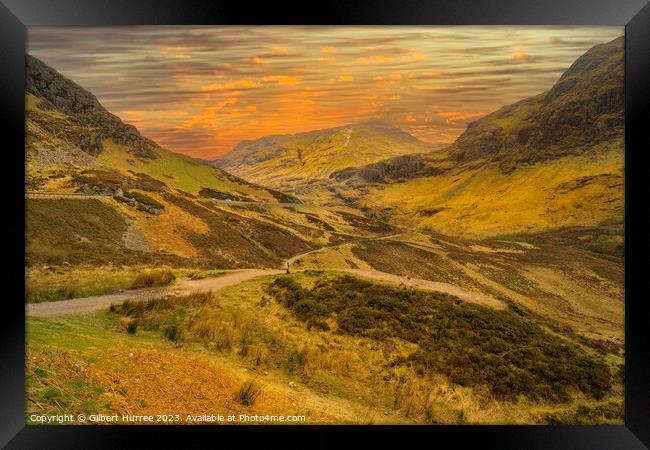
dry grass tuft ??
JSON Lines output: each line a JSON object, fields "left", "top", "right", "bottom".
{"left": 132, "top": 267, "right": 176, "bottom": 288}
{"left": 234, "top": 378, "right": 264, "bottom": 406}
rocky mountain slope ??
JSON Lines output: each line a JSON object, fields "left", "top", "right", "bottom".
{"left": 327, "top": 37, "right": 625, "bottom": 237}
{"left": 26, "top": 55, "right": 298, "bottom": 203}
{"left": 447, "top": 36, "right": 624, "bottom": 173}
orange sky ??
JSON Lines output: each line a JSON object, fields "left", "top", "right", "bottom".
{"left": 28, "top": 26, "right": 622, "bottom": 158}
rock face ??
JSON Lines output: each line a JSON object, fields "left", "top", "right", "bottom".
{"left": 331, "top": 154, "right": 445, "bottom": 183}
{"left": 447, "top": 36, "right": 624, "bottom": 172}
{"left": 26, "top": 54, "right": 160, "bottom": 159}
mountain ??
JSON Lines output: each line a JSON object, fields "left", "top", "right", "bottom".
{"left": 447, "top": 36, "right": 624, "bottom": 173}
{"left": 25, "top": 54, "right": 299, "bottom": 204}
{"left": 26, "top": 55, "right": 394, "bottom": 269}
{"left": 327, "top": 37, "right": 624, "bottom": 237}
{"left": 214, "top": 120, "right": 435, "bottom": 203}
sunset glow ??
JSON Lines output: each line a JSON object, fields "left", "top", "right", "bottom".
{"left": 28, "top": 26, "right": 622, "bottom": 158}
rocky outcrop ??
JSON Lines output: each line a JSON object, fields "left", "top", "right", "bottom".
{"left": 447, "top": 36, "right": 624, "bottom": 170}
{"left": 26, "top": 54, "right": 160, "bottom": 159}
{"left": 331, "top": 154, "right": 446, "bottom": 183}
{"left": 115, "top": 191, "right": 165, "bottom": 215}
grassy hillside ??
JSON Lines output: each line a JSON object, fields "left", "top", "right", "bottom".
{"left": 26, "top": 56, "right": 399, "bottom": 271}
{"left": 26, "top": 89, "right": 292, "bottom": 203}
{"left": 447, "top": 37, "right": 624, "bottom": 168}
{"left": 27, "top": 272, "right": 623, "bottom": 424}
{"left": 360, "top": 145, "right": 623, "bottom": 237}
{"left": 288, "top": 227, "right": 624, "bottom": 343}
{"left": 25, "top": 38, "right": 625, "bottom": 426}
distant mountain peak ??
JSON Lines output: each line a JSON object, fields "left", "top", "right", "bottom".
{"left": 214, "top": 119, "right": 433, "bottom": 199}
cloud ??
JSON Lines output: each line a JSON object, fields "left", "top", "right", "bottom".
{"left": 179, "top": 97, "right": 239, "bottom": 129}
{"left": 373, "top": 73, "right": 402, "bottom": 85}
{"left": 401, "top": 52, "right": 426, "bottom": 62}
{"left": 356, "top": 55, "right": 393, "bottom": 64}
{"left": 26, "top": 25, "right": 623, "bottom": 157}
{"left": 513, "top": 51, "right": 532, "bottom": 62}
{"left": 413, "top": 84, "right": 444, "bottom": 91}
{"left": 404, "top": 114, "right": 417, "bottom": 123}
{"left": 263, "top": 75, "right": 302, "bottom": 86}
{"left": 413, "top": 85, "right": 489, "bottom": 94}
{"left": 271, "top": 47, "right": 289, "bottom": 55}
{"left": 436, "top": 110, "right": 488, "bottom": 125}
{"left": 201, "top": 79, "right": 261, "bottom": 91}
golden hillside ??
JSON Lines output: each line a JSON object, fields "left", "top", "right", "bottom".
{"left": 329, "top": 37, "right": 624, "bottom": 237}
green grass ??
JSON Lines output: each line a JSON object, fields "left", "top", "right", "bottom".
{"left": 26, "top": 267, "right": 137, "bottom": 303}
{"left": 26, "top": 265, "right": 230, "bottom": 304}
{"left": 99, "top": 140, "right": 277, "bottom": 201}
{"left": 27, "top": 311, "right": 123, "bottom": 352}
{"left": 29, "top": 273, "right": 623, "bottom": 424}
{"left": 26, "top": 266, "right": 189, "bottom": 303}
{"left": 265, "top": 274, "right": 613, "bottom": 403}
{"left": 26, "top": 311, "right": 163, "bottom": 419}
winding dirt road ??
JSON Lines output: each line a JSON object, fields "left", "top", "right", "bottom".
{"left": 27, "top": 265, "right": 502, "bottom": 318}
{"left": 27, "top": 269, "right": 282, "bottom": 318}
{"left": 28, "top": 232, "right": 504, "bottom": 318}
{"left": 335, "top": 269, "right": 503, "bottom": 309}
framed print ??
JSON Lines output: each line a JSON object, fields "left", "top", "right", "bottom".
{"left": 1, "top": 0, "right": 649, "bottom": 448}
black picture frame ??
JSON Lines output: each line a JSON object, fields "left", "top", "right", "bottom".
{"left": 1, "top": 1, "right": 648, "bottom": 448}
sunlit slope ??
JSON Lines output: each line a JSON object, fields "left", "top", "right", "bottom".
{"left": 334, "top": 37, "right": 625, "bottom": 237}
{"left": 362, "top": 146, "right": 623, "bottom": 237}
{"left": 97, "top": 139, "right": 288, "bottom": 201}
{"left": 216, "top": 121, "right": 434, "bottom": 194}
{"left": 27, "top": 270, "right": 623, "bottom": 424}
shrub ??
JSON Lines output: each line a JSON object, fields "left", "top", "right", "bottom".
{"left": 121, "top": 190, "right": 165, "bottom": 211}
{"left": 543, "top": 401, "right": 623, "bottom": 424}
{"left": 132, "top": 267, "right": 176, "bottom": 289}
{"left": 234, "top": 379, "right": 263, "bottom": 406}
{"left": 111, "top": 291, "right": 210, "bottom": 324}
{"left": 265, "top": 274, "right": 613, "bottom": 403}
{"left": 163, "top": 325, "right": 180, "bottom": 342}
{"left": 585, "top": 234, "right": 624, "bottom": 257}
{"left": 126, "top": 320, "right": 138, "bottom": 334}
